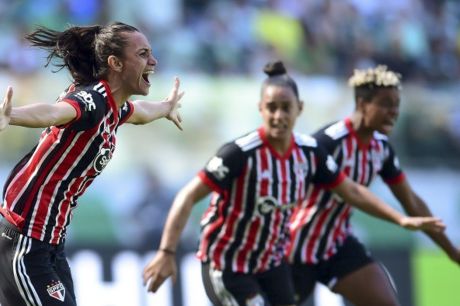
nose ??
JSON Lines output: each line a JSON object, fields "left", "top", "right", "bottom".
{"left": 149, "top": 54, "right": 157, "bottom": 66}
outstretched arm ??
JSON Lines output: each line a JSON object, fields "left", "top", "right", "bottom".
{"left": 0, "top": 86, "right": 77, "bottom": 129}
{"left": 331, "top": 177, "right": 445, "bottom": 232}
{"left": 127, "top": 77, "right": 184, "bottom": 129}
{"left": 389, "top": 179, "right": 460, "bottom": 264}
{"left": 143, "top": 176, "right": 211, "bottom": 293}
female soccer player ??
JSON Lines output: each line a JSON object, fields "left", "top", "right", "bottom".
{"left": 288, "top": 65, "right": 459, "bottom": 306}
{"left": 143, "top": 61, "right": 444, "bottom": 306}
{"left": 0, "top": 22, "right": 184, "bottom": 306}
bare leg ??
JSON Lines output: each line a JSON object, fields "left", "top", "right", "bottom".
{"left": 332, "top": 263, "right": 400, "bottom": 306}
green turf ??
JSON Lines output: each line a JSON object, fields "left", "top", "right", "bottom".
{"left": 413, "top": 250, "right": 460, "bottom": 306}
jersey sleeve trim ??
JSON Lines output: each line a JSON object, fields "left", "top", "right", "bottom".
{"left": 383, "top": 172, "right": 406, "bottom": 185}
{"left": 198, "top": 170, "right": 224, "bottom": 194}
{"left": 321, "top": 171, "right": 347, "bottom": 189}
{"left": 59, "top": 98, "right": 82, "bottom": 127}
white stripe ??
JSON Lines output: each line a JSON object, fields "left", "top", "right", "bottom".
{"left": 209, "top": 267, "right": 239, "bottom": 306}
{"left": 13, "top": 236, "right": 42, "bottom": 306}
{"left": 235, "top": 131, "right": 261, "bottom": 152}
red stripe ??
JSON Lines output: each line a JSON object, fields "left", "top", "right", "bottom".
{"left": 325, "top": 203, "right": 350, "bottom": 259}
{"left": 256, "top": 209, "right": 282, "bottom": 272}
{"left": 211, "top": 164, "right": 248, "bottom": 270}
{"left": 260, "top": 148, "right": 269, "bottom": 196}
{"left": 236, "top": 218, "right": 261, "bottom": 271}
{"left": 305, "top": 201, "right": 335, "bottom": 262}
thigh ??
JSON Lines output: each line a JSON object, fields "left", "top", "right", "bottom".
{"left": 13, "top": 236, "right": 77, "bottom": 306}
{"left": 0, "top": 223, "right": 28, "bottom": 306}
{"left": 332, "top": 262, "right": 400, "bottom": 306}
{"left": 258, "top": 262, "right": 296, "bottom": 306}
{"left": 290, "top": 262, "right": 317, "bottom": 305}
{"left": 201, "top": 263, "right": 267, "bottom": 306}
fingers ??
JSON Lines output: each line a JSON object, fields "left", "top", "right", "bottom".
{"left": 4, "top": 86, "right": 13, "bottom": 104}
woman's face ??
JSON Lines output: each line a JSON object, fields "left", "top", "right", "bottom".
{"left": 360, "top": 87, "right": 400, "bottom": 135}
{"left": 259, "top": 84, "right": 302, "bottom": 142}
{"left": 119, "top": 31, "right": 157, "bottom": 96}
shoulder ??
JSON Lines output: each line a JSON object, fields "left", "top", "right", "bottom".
{"left": 64, "top": 82, "right": 108, "bottom": 108}
{"left": 293, "top": 132, "right": 318, "bottom": 148}
{"left": 234, "top": 130, "right": 263, "bottom": 152}
{"left": 320, "top": 120, "right": 349, "bottom": 140}
{"left": 373, "top": 131, "right": 389, "bottom": 142}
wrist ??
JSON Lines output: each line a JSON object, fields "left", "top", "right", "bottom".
{"left": 159, "top": 248, "right": 176, "bottom": 256}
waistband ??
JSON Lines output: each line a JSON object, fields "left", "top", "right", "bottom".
{"left": 0, "top": 213, "right": 21, "bottom": 240}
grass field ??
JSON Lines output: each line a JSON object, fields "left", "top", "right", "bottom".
{"left": 413, "top": 250, "right": 460, "bottom": 306}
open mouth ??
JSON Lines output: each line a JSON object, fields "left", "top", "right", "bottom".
{"left": 142, "top": 70, "right": 154, "bottom": 85}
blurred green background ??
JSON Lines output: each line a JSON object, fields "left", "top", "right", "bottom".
{"left": 1, "top": 1, "right": 460, "bottom": 305}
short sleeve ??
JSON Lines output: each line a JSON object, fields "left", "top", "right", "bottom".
{"left": 198, "top": 142, "right": 246, "bottom": 193}
{"left": 379, "top": 144, "right": 405, "bottom": 184}
{"left": 311, "top": 145, "right": 345, "bottom": 189}
{"left": 61, "top": 89, "right": 107, "bottom": 131}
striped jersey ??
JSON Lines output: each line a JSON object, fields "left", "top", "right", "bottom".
{"left": 196, "top": 127, "right": 345, "bottom": 274}
{"left": 2, "top": 80, "right": 134, "bottom": 244}
{"left": 288, "top": 118, "right": 404, "bottom": 264}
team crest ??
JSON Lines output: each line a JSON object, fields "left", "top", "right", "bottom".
{"left": 93, "top": 148, "right": 112, "bottom": 173}
{"left": 326, "top": 155, "right": 338, "bottom": 173}
{"left": 46, "top": 280, "right": 65, "bottom": 302}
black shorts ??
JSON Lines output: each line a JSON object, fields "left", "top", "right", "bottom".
{"left": 0, "top": 215, "right": 76, "bottom": 306}
{"left": 201, "top": 261, "right": 296, "bottom": 306}
{"left": 291, "top": 235, "right": 374, "bottom": 301}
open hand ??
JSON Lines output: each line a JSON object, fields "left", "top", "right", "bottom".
{"left": 400, "top": 216, "right": 445, "bottom": 232}
{"left": 143, "top": 251, "right": 177, "bottom": 293}
{"left": 165, "top": 77, "right": 185, "bottom": 131}
{"left": 0, "top": 86, "right": 13, "bottom": 131}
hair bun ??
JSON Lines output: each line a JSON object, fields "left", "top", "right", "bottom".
{"left": 263, "top": 60, "right": 287, "bottom": 77}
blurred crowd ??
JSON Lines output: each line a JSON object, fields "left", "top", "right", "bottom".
{"left": 1, "top": 0, "right": 460, "bottom": 83}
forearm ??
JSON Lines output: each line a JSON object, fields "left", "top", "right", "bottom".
{"left": 158, "top": 191, "right": 194, "bottom": 252}
{"left": 345, "top": 184, "right": 404, "bottom": 225}
{"left": 129, "top": 100, "right": 170, "bottom": 124}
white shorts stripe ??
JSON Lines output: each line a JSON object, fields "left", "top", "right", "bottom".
{"left": 208, "top": 268, "right": 239, "bottom": 306}
{"left": 13, "top": 236, "right": 43, "bottom": 306}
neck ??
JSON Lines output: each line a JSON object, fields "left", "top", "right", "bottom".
{"left": 349, "top": 112, "right": 373, "bottom": 145}
{"left": 106, "top": 77, "right": 130, "bottom": 108}
{"left": 268, "top": 137, "right": 291, "bottom": 156}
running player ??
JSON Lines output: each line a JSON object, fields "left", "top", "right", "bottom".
{"left": 0, "top": 22, "right": 184, "bottom": 306}
{"left": 142, "top": 61, "right": 444, "bottom": 306}
{"left": 287, "top": 65, "right": 459, "bottom": 306}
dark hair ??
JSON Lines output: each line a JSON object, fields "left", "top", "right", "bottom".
{"left": 354, "top": 84, "right": 399, "bottom": 102}
{"left": 25, "top": 22, "right": 139, "bottom": 85}
{"left": 261, "top": 60, "right": 299, "bottom": 99}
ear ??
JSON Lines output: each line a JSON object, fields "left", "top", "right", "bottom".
{"left": 258, "top": 101, "right": 263, "bottom": 112}
{"left": 108, "top": 55, "right": 123, "bottom": 72}
{"left": 298, "top": 100, "right": 304, "bottom": 115}
{"left": 355, "top": 97, "right": 366, "bottom": 112}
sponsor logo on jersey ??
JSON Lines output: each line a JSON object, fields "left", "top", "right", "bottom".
{"left": 46, "top": 280, "right": 65, "bottom": 302}
{"left": 75, "top": 91, "right": 96, "bottom": 111}
{"left": 206, "top": 156, "right": 229, "bottom": 180}
{"left": 93, "top": 148, "right": 112, "bottom": 173}
{"left": 256, "top": 196, "right": 295, "bottom": 215}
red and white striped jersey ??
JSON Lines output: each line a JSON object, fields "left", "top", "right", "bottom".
{"left": 288, "top": 118, "right": 404, "bottom": 264}
{"left": 2, "top": 80, "right": 133, "bottom": 244}
{"left": 196, "top": 127, "right": 345, "bottom": 273}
